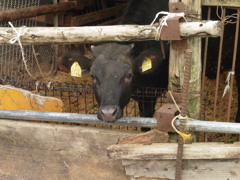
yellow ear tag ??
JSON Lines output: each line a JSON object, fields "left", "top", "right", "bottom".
{"left": 142, "top": 57, "right": 152, "bottom": 72}
{"left": 70, "top": 62, "right": 82, "bottom": 77}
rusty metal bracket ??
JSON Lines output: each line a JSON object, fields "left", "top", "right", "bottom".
{"left": 160, "top": 16, "right": 183, "bottom": 41}
{"left": 160, "top": 2, "right": 188, "bottom": 49}
{"left": 156, "top": 92, "right": 182, "bottom": 132}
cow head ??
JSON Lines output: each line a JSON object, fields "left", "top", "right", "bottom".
{"left": 90, "top": 43, "right": 134, "bottom": 122}
{"left": 61, "top": 43, "right": 166, "bottom": 122}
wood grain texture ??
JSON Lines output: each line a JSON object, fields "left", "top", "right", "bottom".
{"left": 168, "top": 0, "right": 202, "bottom": 119}
{"left": 123, "top": 159, "right": 240, "bottom": 180}
{"left": 0, "top": 2, "right": 77, "bottom": 22}
{"left": 202, "top": 0, "right": 240, "bottom": 7}
{"left": 71, "top": 4, "right": 126, "bottom": 25}
{"left": 0, "top": 119, "right": 135, "bottom": 180}
{"left": 118, "top": 129, "right": 169, "bottom": 145}
{"left": 108, "top": 142, "right": 240, "bottom": 160}
{"left": 0, "top": 21, "right": 221, "bottom": 45}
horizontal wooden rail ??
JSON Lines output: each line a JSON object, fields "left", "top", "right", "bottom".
{"left": 0, "top": 2, "right": 77, "bottom": 23}
{"left": 202, "top": 0, "right": 240, "bottom": 7}
{"left": 0, "top": 20, "right": 221, "bottom": 45}
{"left": 107, "top": 142, "right": 240, "bottom": 180}
{"left": 108, "top": 142, "right": 240, "bottom": 160}
{"left": 71, "top": 4, "right": 126, "bottom": 26}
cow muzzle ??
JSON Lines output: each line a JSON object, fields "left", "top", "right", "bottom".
{"left": 98, "top": 105, "right": 122, "bottom": 122}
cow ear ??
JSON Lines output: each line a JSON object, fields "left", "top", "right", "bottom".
{"left": 136, "top": 49, "right": 164, "bottom": 74}
{"left": 61, "top": 50, "right": 93, "bottom": 75}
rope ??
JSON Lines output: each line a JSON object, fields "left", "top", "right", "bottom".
{"left": 8, "top": 22, "right": 36, "bottom": 80}
{"left": 171, "top": 115, "right": 192, "bottom": 142}
{"left": 150, "top": 11, "right": 187, "bottom": 40}
{"left": 222, "top": 71, "right": 235, "bottom": 98}
{"left": 168, "top": 91, "right": 192, "bottom": 142}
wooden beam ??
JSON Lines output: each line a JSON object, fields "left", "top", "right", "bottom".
{"left": 0, "top": 119, "right": 133, "bottom": 180}
{"left": 108, "top": 143, "right": 240, "bottom": 180}
{"left": 0, "top": 21, "right": 221, "bottom": 45}
{"left": 71, "top": 4, "right": 126, "bottom": 26}
{"left": 202, "top": 0, "right": 240, "bottom": 7}
{"left": 122, "top": 159, "right": 240, "bottom": 180}
{"left": 108, "top": 143, "right": 240, "bottom": 160}
{"left": 0, "top": 2, "right": 77, "bottom": 23}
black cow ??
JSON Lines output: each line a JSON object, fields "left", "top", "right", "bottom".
{"left": 62, "top": 0, "right": 169, "bottom": 122}
{"left": 62, "top": 2, "right": 240, "bottom": 123}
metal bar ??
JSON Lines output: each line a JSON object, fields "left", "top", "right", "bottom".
{"left": 1, "top": 109, "right": 240, "bottom": 134}
{"left": 0, "top": 109, "right": 157, "bottom": 128}
{"left": 202, "top": 6, "right": 211, "bottom": 142}
{"left": 52, "top": 0, "right": 59, "bottom": 76}
{"left": 225, "top": 9, "right": 240, "bottom": 142}
{"left": 213, "top": 8, "right": 226, "bottom": 121}
{"left": 175, "top": 119, "right": 240, "bottom": 134}
{"left": 226, "top": 9, "right": 239, "bottom": 123}
{"left": 175, "top": 50, "right": 192, "bottom": 180}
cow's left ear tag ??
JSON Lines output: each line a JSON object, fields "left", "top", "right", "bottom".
{"left": 142, "top": 57, "right": 152, "bottom": 72}
{"left": 70, "top": 62, "right": 82, "bottom": 77}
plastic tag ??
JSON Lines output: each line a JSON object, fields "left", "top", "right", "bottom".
{"left": 142, "top": 57, "right": 152, "bottom": 72}
{"left": 70, "top": 62, "right": 82, "bottom": 77}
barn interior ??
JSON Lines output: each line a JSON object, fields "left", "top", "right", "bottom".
{"left": 0, "top": 0, "right": 239, "bottom": 142}
{"left": 0, "top": 1, "right": 240, "bottom": 180}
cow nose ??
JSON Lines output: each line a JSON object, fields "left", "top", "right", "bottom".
{"left": 98, "top": 105, "right": 121, "bottom": 122}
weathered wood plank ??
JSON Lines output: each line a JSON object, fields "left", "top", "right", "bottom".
{"left": 202, "top": 0, "right": 240, "bottom": 7}
{"left": 0, "top": 119, "right": 134, "bottom": 180}
{"left": 108, "top": 143, "right": 240, "bottom": 160}
{"left": 123, "top": 159, "right": 240, "bottom": 180}
{"left": 0, "top": 21, "right": 221, "bottom": 45}
{"left": 118, "top": 129, "right": 169, "bottom": 145}
{"left": 0, "top": 2, "right": 77, "bottom": 23}
{"left": 70, "top": 4, "right": 126, "bottom": 26}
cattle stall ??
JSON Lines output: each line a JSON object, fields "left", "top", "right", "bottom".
{"left": 0, "top": 0, "right": 240, "bottom": 180}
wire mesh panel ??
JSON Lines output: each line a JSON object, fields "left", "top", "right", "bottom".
{"left": 0, "top": 0, "right": 55, "bottom": 82}
{"left": 8, "top": 80, "right": 167, "bottom": 117}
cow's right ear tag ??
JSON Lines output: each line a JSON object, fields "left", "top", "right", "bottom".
{"left": 70, "top": 62, "right": 82, "bottom": 77}
{"left": 142, "top": 57, "right": 152, "bottom": 72}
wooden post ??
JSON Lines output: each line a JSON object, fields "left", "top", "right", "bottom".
{"left": 169, "top": 0, "right": 201, "bottom": 119}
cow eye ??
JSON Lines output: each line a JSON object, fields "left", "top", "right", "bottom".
{"left": 125, "top": 72, "right": 133, "bottom": 81}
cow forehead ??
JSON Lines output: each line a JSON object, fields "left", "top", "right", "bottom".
{"left": 91, "top": 56, "right": 132, "bottom": 79}
{"left": 91, "top": 43, "right": 132, "bottom": 78}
